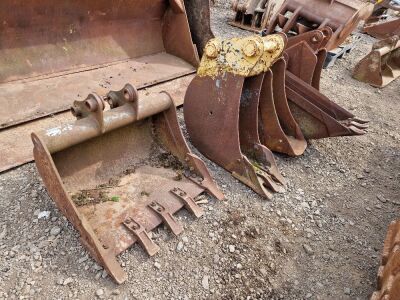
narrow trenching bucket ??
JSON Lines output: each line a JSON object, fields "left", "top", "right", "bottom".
{"left": 353, "top": 35, "right": 400, "bottom": 88}
{"left": 265, "top": 0, "right": 373, "bottom": 50}
{"left": 184, "top": 35, "right": 288, "bottom": 199}
{"left": 0, "top": 0, "right": 198, "bottom": 129}
{"left": 283, "top": 30, "right": 369, "bottom": 139}
{"left": 32, "top": 84, "right": 224, "bottom": 284}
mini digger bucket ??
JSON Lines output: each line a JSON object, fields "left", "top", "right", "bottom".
{"left": 283, "top": 29, "right": 369, "bottom": 139}
{"left": 353, "top": 35, "right": 400, "bottom": 88}
{"left": 32, "top": 85, "right": 224, "bottom": 284}
{"left": 184, "top": 35, "right": 290, "bottom": 199}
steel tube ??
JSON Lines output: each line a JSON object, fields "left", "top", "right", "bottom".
{"left": 37, "top": 93, "right": 172, "bottom": 154}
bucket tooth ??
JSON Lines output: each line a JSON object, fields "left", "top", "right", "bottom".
{"left": 123, "top": 217, "right": 160, "bottom": 257}
{"left": 255, "top": 168, "right": 285, "bottom": 193}
{"left": 170, "top": 187, "right": 204, "bottom": 218}
{"left": 148, "top": 201, "right": 184, "bottom": 236}
{"left": 348, "top": 120, "right": 369, "bottom": 130}
{"left": 352, "top": 117, "right": 369, "bottom": 125}
{"left": 353, "top": 36, "right": 400, "bottom": 88}
{"left": 185, "top": 153, "right": 225, "bottom": 201}
{"left": 238, "top": 72, "right": 286, "bottom": 186}
{"left": 32, "top": 83, "right": 223, "bottom": 284}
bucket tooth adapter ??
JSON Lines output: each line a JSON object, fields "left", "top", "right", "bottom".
{"left": 265, "top": 0, "right": 373, "bottom": 50}
{"left": 371, "top": 220, "right": 400, "bottom": 300}
{"left": 32, "top": 85, "right": 224, "bottom": 284}
{"left": 230, "top": 0, "right": 285, "bottom": 33}
{"left": 184, "top": 34, "right": 289, "bottom": 199}
{"left": 283, "top": 31, "right": 369, "bottom": 139}
{"left": 353, "top": 35, "right": 400, "bottom": 88}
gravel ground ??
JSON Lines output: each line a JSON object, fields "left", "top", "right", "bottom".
{"left": 0, "top": 3, "right": 399, "bottom": 300}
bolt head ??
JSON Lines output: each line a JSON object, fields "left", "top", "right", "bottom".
{"left": 205, "top": 41, "right": 220, "bottom": 58}
{"left": 242, "top": 39, "right": 261, "bottom": 57}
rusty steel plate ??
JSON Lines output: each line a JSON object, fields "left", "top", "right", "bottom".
{"left": 0, "top": 0, "right": 198, "bottom": 129}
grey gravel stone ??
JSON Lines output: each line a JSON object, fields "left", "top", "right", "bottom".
{"left": 202, "top": 275, "right": 210, "bottom": 290}
{"left": 303, "top": 244, "right": 314, "bottom": 255}
{"left": 50, "top": 226, "right": 61, "bottom": 236}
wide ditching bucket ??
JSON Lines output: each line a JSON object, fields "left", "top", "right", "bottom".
{"left": 353, "top": 35, "right": 400, "bottom": 88}
{"left": 0, "top": 0, "right": 198, "bottom": 129}
{"left": 32, "top": 85, "right": 223, "bottom": 284}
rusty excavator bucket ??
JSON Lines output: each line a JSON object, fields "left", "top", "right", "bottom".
{"left": 364, "top": 18, "right": 400, "bottom": 40}
{"left": 371, "top": 220, "right": 400, "bottom": 300}
{"left": 0, "top": 0, "right": 199, "bottom": 130}
{"left": 230, "top": 0, "right": 285, "bottom": 33}
{"left": 283, "top": 29, "right": 369, "bottom": 139}
{"left": 353, "top": 35, "right": 400, "bottom": 88}
{"left": 264, "top": 0, "right": 373, "bottom": 50}
{"left": 32, "top": 85, "right": 224, "bottom": 284}
{"left": 184, "top": 34, "right": 290, "bottom": 199}
{"left": 0, "top": 0, "right": 217, "bottom": 173}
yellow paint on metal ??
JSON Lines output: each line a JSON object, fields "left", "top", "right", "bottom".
{"left": 198, "top": 34, "right": 285, "bottom": 78}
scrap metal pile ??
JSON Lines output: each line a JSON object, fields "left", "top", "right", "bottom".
{"left": 0, "top": 0, "right": 397, "bottom": 290}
